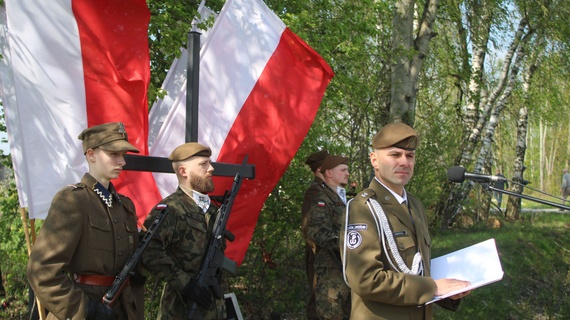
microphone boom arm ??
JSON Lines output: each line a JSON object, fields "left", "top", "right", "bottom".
{"left": 481, "top": 184, "right": 570, "bottom": 211}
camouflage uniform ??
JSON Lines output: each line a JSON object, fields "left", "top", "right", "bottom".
{"left": 301, "top": 176, "right": 324, "bottom": 320}
{"left": 26, "top": 173, "right": 144, "bottom": 320}
{"left": 306, "top": 183, "right": 351, "bottom": 320}
{"left": 141, "top": 188, "right": 225, "bottom": 319}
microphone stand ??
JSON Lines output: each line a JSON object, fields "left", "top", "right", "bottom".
{"left": 480, "top": 184, "right": 570, "bottom": 211}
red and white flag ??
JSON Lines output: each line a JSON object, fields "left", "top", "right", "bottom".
{"left": 0, "top": 0, "right": 161, "bottom": 222}
{"left": 150, "top": 0, "right": 334, "bottom": 264}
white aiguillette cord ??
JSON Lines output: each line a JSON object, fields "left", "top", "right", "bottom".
{"left": 368, "top": 198, "right": 423, "bottom": 275}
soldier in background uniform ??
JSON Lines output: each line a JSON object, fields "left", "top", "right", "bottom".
{"left": 141, "top": 142, "right": 225, "bottom": 319}
{"left": 340, "top": 123, "right": 470, "bottom": 320}
{"left": 301, "top": 149, "right": 328, "bottom": 320}
{"left": 306, "top": 155, "right": 351, "bottom": 320}
{"left": 26, "top": 122, "right": 144, "bottom": 320}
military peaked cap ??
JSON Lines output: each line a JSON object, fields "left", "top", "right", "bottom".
{"left": 78, "top": 122, "right": 139, "bottom": 154}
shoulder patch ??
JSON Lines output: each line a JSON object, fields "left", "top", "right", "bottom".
{"left": 317, "top": 201, "right": 326, "bottom": 207}
{"left": 346, "top": 231, "right": 363, "bottom": 250}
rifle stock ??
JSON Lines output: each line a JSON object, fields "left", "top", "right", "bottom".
{"left": 102, "top": 204, "right": 169, "bottom": 306}
{"left": 186, "top": 157, "right": 247, "bottom": 319}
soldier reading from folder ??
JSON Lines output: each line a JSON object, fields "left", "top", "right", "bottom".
{"left": 340, "top": 123, "right": 470, "bottom": 320}
{"left": 27, "top": 122, "right": 145, "bottom": 320}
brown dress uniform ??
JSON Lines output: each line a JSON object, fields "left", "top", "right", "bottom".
{"left": 307, "top": 183, "right": 351, "bottom": 320}
{"left": 340, "top": 178, "right": 458, "bottom": 320}
{"left": 26, "top": 173, "right": 144, "bottom": 320}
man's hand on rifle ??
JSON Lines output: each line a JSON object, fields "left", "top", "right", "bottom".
{"left": 86, "top": 298, "right": 118, "bottom": 320}
{"left": 182, "top": 279, "right": 213, "bottom": 308}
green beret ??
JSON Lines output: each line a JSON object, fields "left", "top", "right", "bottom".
{"left": 78, "top": 122, "right": 139, "bottom": 154}
{"left": 168, "top": 142, "right": 212, "bottom": 161}
{"left": 305, "top": 149, "right": 329, "bottom": 172}
{"left": 372, "top": 123, "right": 419, "bottom": 151}
{"left": 320, "top": 155, "right": 349, "bottom": 173}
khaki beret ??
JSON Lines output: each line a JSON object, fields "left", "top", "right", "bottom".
{"left": 305, "top": 149, "right": 329, "bottom": 172}
{"left": 372, "top": 123, "right": 419, "bottom": 150}
{"left": 320, "top": 155, "right": 349, "bottom": 173}
{"left": 168, "top": 142, "right": 212, "bottom": 161}
{"left": 78, "top": 122, "right": 139, "bottom": 154}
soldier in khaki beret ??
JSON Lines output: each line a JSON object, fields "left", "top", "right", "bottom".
{"left": 306, "top": 154, "right": 351, "bottom": 319}
{"left": 340, "top": 123, "right": 470, "bottom": 320}
{"left": 27, "top": 122, "right": 144, "bottom": 320}
{"left": 141, "top": 142, "right": 227, "bottom": 319}
{"left": 301, "top": 149, "right": 329, "bottom": 320}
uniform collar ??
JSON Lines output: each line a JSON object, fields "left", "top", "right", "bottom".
{"left": 374, "top": 177, "right": 407, "bottom": 204}
{"left": 179, "top": 184, "right": 211, "bottom": 214}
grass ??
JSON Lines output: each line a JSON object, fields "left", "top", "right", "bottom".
{"left": 432, "top": 212, "right": 570, "bottom": 319}
{"left": 2, "top": 211, "right": 569, "bottom": 319}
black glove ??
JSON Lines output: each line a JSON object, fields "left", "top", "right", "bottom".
{"left": 86, "top": 299, "right": 118, "bottom": 320}
{"left": 182, "top": 279, "right": 213, "bottom": 309}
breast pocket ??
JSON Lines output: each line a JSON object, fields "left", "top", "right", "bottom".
{"left": 181, "top": 214, "right": 209, "bottom": 253}
{"left": 87, "top": 215, "right": 113, "bottom": 252}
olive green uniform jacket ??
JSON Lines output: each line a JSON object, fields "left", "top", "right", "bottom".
{"left": 340, "top": 178, "right": 458, "bottom": 320}
{"left": 26, "top": 173, "right": 144, "bottom": 320}
{"left": 141, "top": 188, "right": 225, "bottom": 320}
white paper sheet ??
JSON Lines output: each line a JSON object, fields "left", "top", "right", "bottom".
{"left": 427, "top": 238, "right": 504, "bottom": 304}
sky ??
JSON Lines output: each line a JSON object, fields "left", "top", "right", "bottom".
{"left": 0, "top": 131, "right": 9, "bottom": 155}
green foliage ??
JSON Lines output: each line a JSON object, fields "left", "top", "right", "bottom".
{"left": 229, "top": 166, "right": 309, "bottom": 319}
{"left": 0, "top": 159, "right": 30, "bottom": 318}
{"left": 433, "top": 212, "right": 570, "bottom": 319}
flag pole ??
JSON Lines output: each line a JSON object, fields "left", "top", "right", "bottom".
{"left": 186, "top": 28, "right": 201, "bottom": 143}
{"left": 20, "top": 208, "right": 46, "bottom": 320}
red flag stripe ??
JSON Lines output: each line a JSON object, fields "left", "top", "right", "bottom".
{"left": 71, "top": 0, "right": 161, "bottom": 222}
{"left": 215, "top": 28, "right": 334, "bottom": 264}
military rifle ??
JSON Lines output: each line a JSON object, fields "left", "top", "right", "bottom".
{"left": 102, "top": 204, "right": 169, "bottom": 306}
{"left": 186, "top": 158, "right": 247, "bottom": 319}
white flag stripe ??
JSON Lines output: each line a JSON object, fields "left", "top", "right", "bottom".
{"left": 198, "top": 0, "right": 285, "bottom": 161}
{"left": 0, "top": 6, "right": 27, "bottom": 206}
{"left": 3, "top": 0, "right": 88, "bottom": 218}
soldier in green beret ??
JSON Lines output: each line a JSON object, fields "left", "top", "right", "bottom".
{"left": 306, "top": 155, "right": 351, "bottom": 320}
{"left": 301, "top": 149, "right": 328, "bottom": 320}
{"left": 26, "top": 122, "right": 144, "bottom": 320}
{"left": 141, "top": 142, "right": 226, "bottom": 319}
{"left": 340, "top": 123, "right": 470, "bottom": 320}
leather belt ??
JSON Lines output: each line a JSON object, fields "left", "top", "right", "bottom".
{"left": 74, "top": 274, "right": 115, "bottom": 287}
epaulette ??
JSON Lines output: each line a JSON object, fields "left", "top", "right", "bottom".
{"left": 66, "top": 182, "right": 85, "bottom": 190}
{"left": 354, "top": 188, "right": 375, "bottom": 203}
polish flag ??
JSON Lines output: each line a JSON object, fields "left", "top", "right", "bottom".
{"left": 0, "top": 0, "right": 161, "bottom": 222}
{"left": 150, "top": 0, "right": 334, "bottom": 264}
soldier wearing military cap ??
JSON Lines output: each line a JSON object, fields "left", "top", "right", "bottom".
{"left": 306, "top": 154, "right": 351, "bottom": 320}
{"left": 26, "top": 122, "right": 144, "bottom": 320}
{"left": 141, "top": 142, "right": 226, "bottom": 319}
{"left": 301, "top": 149, "right": 329, "bottom": 320}
{"left": 340, "top": 123, "right": 470, "bottom": 320}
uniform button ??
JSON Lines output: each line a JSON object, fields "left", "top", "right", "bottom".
{"left": 116, "top": 236, "right": 121, "bottom": 240}
{"left": 385, "top": 196, "right": 390, "bottom": 201}
{"left": 113, "top": 219, "right": 118, "bottom": 223}
{"left": 399, "top": 243, "right": 405, "bottom": 250}
{"left": 118, "top": 252, "right": 123, "bottom": 257}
